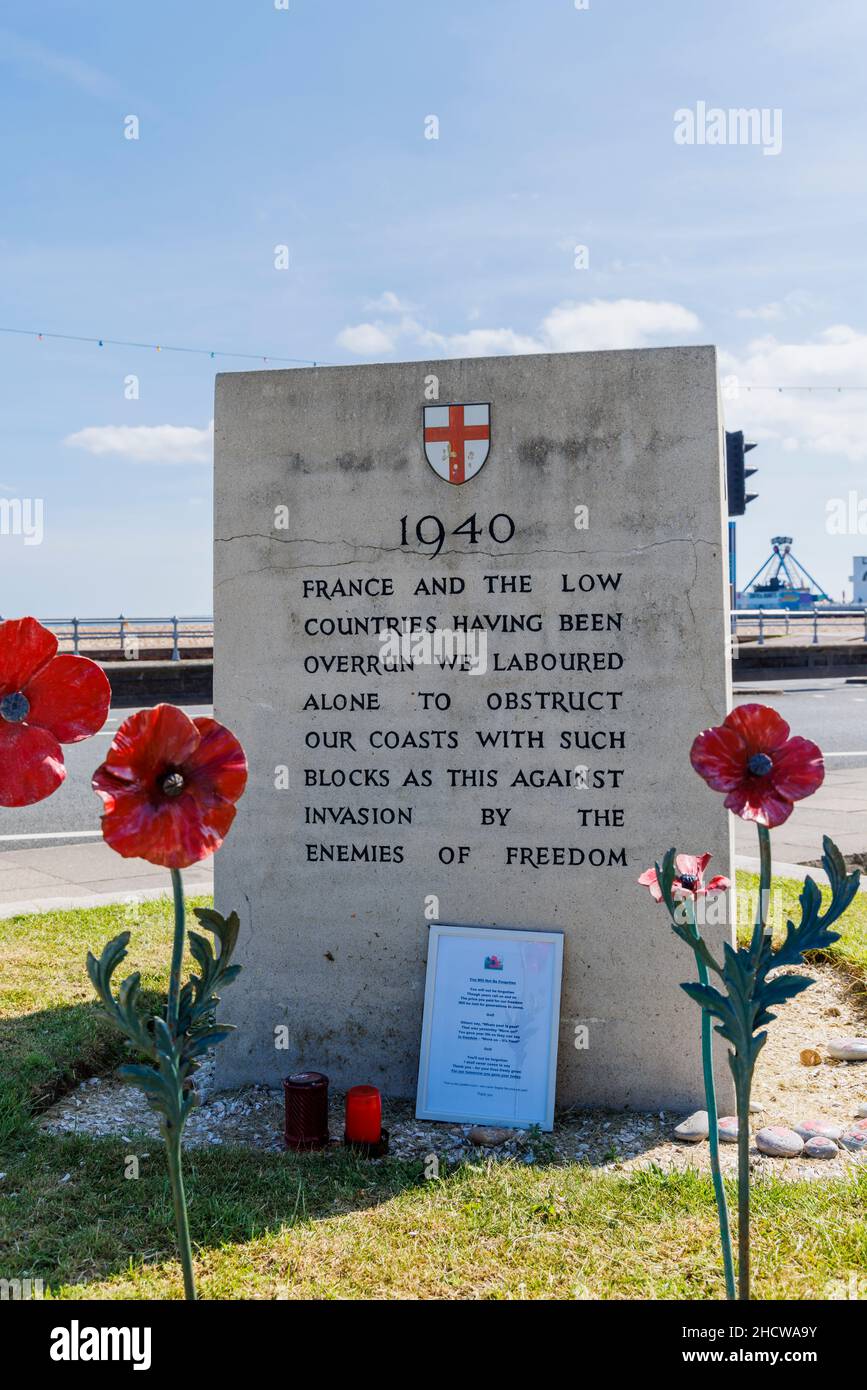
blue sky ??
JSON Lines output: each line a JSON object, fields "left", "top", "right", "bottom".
{"left": 1, "top": 0, "right": 866, "bottom": 615}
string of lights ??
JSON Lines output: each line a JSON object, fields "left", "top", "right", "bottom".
{"left": 0, "top": 325, "right": 328, "bottom": 367}
{"left": 1, "top": 325, "right": 866, "bottom": 391}
{"left": 740, "top": 385, "right": 867, "bottom": 393}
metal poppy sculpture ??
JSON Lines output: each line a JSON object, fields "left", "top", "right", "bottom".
{"left": 641, "top": 704, "right": 860, "bottom": 1302}
{"left": 87, "top": 703, "right": 248, "bottom": 1301}
{"left": 0, "top": 616, "right": 110, "bottom": 805}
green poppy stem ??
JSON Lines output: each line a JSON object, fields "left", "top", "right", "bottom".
{"left": 164, "top": 1123, "right": 196, "bottom": 1300}
{"left": 684, "top": 899, "right": 736, "bottom": 1301}
{"left": 737, "top": 821, "right": 772, "bottom": 1300}
{"left": 167, "top": 867, "right": 185, "bottom": 1036}
{"left": 164, "top": 866, "right": 196, "bottom": 1297}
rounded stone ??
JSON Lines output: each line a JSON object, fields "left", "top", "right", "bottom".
{"left": 467, "top": 1125, "right": 512, "bottom": 1147}
{"left": 839, "top": 1129, "right": 867, "bottom": 1154}
{"left": 856, "top": 1104, "right": 867, "bottom": 1119}
{"left": 674, "top": 1110, "right": 709, "bottom": 1143}
{"left": 756, "top": 1126, "right": 804, "bottom": 1158}
{"left": 799, "top": 1048, "right": 822, "bottom": 1067}
{"left": 794, "top": 1118, "right": 844, "bottom": 1143}
{"left": 718, "top": 1116, "right": 739, "bottom": 1143}
{"left": 826, "top": 1038, "right": 867, "bottom": 1062}
{"left": 803, "top": 1135, "right": 839, "bottom": 1160}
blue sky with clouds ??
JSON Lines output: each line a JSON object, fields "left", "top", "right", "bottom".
{"left": 2, "top": 0, "right": 866, "bottom": 615}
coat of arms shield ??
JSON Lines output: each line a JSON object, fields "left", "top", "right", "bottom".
{"left": 423, "top": 403, "right": 491, "bottom": 484}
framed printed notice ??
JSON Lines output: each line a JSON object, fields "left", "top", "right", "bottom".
{"left": 415, "top": 923, "right": 564, "bottom": 1131}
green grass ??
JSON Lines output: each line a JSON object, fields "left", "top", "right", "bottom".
{"left": 0, "top": 895, "right": 209, "bottom": 1147}
{"left": 736, "top": 870, "right": 867, "bottom": 978}
{"left": 3, "top": 1137, "right": 866, "bottom": 1300}
{"left": 0, "top": 874, "right": 865, "bottom": 1300}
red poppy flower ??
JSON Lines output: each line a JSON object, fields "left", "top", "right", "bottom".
{"left": 92, "top": 703, "right": 247, "bottom": 868}
{"left": 0, "top": 616, "right": 111, "bottom": 807}
{"left": 638, "top": 853, "right": 731, "bottom": 902}
{"left": 690, "top": 703, "right": 824, "bottom": 828}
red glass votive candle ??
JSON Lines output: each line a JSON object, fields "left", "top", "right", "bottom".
{"left": 344, "top": 1085, "right": 382, "bottom": 1145}
{"left": 283, "top": 1071, "right": 329, "bottom": 1150}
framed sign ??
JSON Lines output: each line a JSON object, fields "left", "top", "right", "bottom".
{"left": 415, "top": 923, "right": 564, "bottom": 1131}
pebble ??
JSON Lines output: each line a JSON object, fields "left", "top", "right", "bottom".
{"left": 856, "top": 1104, "right": 867, "bottom": 1119}
{"left": 803, "top": 1136, "right": 839, "bottom": 1160}
{"left": 794, "top": 1118, "right": 844, "bottom": 1142}
{"left": 749, "top": 1100, "right": 765, "bottom": 1113}
{"left": 756, "top": 1126, "right": 804, "bottom": 1158}
{"left": 674, "top": 1110, "right": 709, "bottom": 1143}
{"left": 839, "top": 1129, "right": 867, "bottom": 1154}
{"left": 718, "top": 1116, "right": 739, "bottom": 1143}
{"left": 799, "top": 1049, "right": 822, "bottom": 1067}
{"left": 826, "top": 1038, "right": 867, "bottom": 1062}
{"left": 467, "top": 1125, "right": 512, "bottom": 1147}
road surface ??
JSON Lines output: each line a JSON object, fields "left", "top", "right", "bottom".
{"left": 1, "top": 685, "right": 864, "bottom": 850}
{"left": 0, "top": 703, "right": 211, "bottom": 849}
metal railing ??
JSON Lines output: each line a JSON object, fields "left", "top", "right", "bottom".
{"left": 733, "top": 607, "right": 867, "bottom": 647}
{"left": 8, "top": 609, "right": 865, "bottom": 656}
{"left": 0, "top": 616, "right": 214, "bottom": 662}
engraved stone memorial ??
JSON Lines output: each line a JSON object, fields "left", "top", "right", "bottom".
{"left": 214, "top": 345, "right": 733, "bottom": 1110}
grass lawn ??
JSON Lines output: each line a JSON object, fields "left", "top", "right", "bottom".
{"left": 737, "top": 871, "right": 867, "bottom": 977}
{"left": 0, "top": 877, "right": 865, "bottom": 1301}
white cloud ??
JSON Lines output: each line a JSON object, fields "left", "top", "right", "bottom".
{"left": 418, "top": 326, "right": 542, "bottom": 356}
{"left": 64, "top": 420, "right": 214, "bottom": 464}
{"left": 336, "top": 322, "right": 399, "bottom": 355}
{"left": 736, "top": 302, "right": 784, "bottom": 321}
{"left": 337, "top": 295, "right": 701, "bottom": 359}
{"left": 0, "top": 28, "right": 118, "bottom": 98}
{"left": 722, "top": 326, "right": 867, "bottom": 462}
{"left": 364, "top": 290, "right": 416, "bottom": 314}
{"left": 539, "top": 299, "right": 699, "bottom": 352}
{"left": 735, "top": 291, "right": 816, "bottom": 323}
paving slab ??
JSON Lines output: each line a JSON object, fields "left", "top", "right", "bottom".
{"left": 0, "top": 841, "right": 213, "bottom": 918}
{"left": 734, "top": 767, "right": 867, "bottom": 865}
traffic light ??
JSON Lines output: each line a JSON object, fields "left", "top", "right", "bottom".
{"left": 725, "top": 430, "right": 758, "bottom": 517}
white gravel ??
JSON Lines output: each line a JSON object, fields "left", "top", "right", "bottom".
{"left": 39, "top": 962, "right": 867, "bottom": 1181}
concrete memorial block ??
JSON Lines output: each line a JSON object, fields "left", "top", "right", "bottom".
{"left": 214, "top": 346, "right": 733, "bottom": 1110}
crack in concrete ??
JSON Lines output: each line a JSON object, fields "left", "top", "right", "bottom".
{"left": 215, "top": 535, "right": 720, "bottom": 585}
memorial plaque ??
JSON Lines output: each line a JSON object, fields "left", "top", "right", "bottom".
{"left": 214, "top": 346, "right": 734, "bottom": 1110}
{"left": 416, "top": 923, "right": 564, "bottom": 1130}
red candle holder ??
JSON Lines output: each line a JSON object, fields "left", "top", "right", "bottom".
{"left": 344, "top": 1084, "right": 388, "bottom": 1156}
{"left": 283, "top": 1071, "right": 330, "bottom": 1150}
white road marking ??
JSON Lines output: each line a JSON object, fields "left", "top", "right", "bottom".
{"left": 0, "top": 830, "right": 102, "bottom": 843}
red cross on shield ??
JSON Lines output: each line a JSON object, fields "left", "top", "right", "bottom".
{"left": 423, "top": 403, "right": 491, "bottom": 484}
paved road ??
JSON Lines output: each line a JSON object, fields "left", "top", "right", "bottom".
{"left": 0, "top": 686, "right": 864, "bottom": 911}
{"left": 0, "top": 703, "right": 211, "bottom": 848}
{"left": 732, "top": 679, "right": 867, "bottom": 769}
{"left": 1, "top": 684, "right": 864, "bottom": 850}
